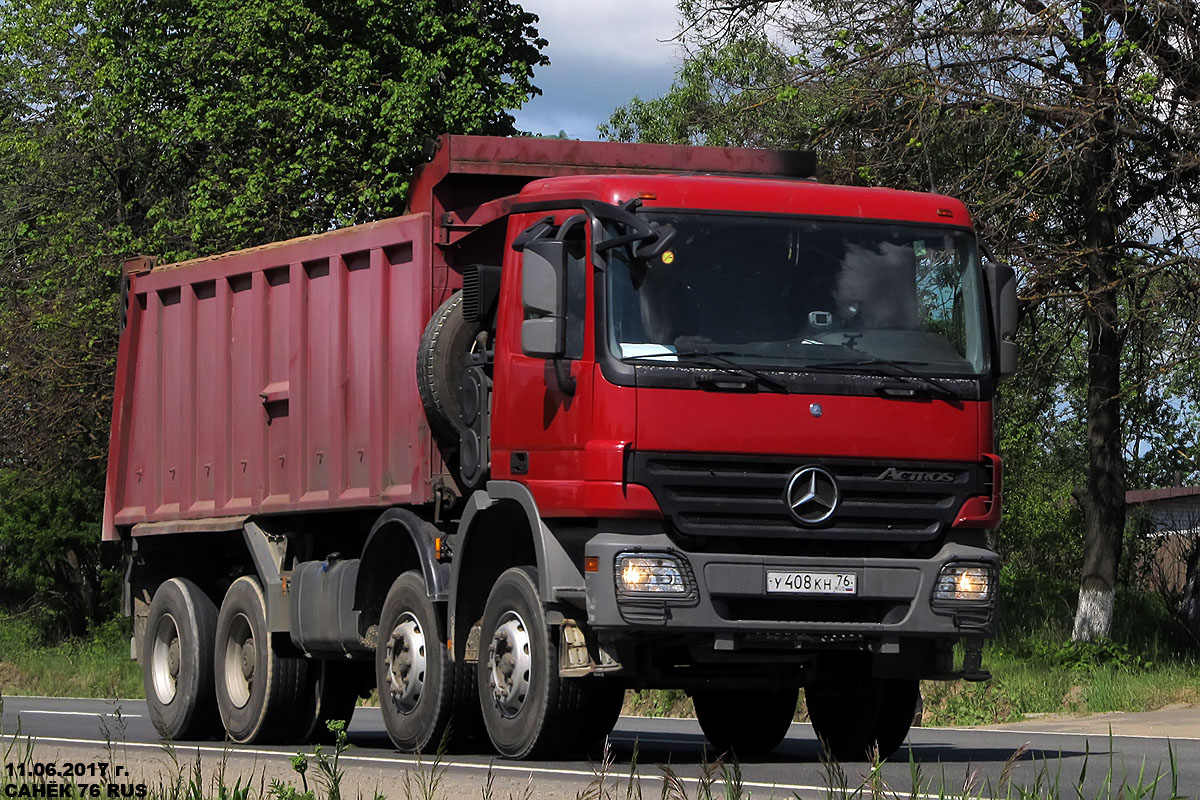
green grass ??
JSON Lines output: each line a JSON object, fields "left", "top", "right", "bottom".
{"left": 0, "top": 613, "right": 141, "bottom": 698}
{"left": 921, "top": 642, "right": 1200, "bottom": 727}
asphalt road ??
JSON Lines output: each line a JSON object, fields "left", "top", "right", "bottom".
{"left": 2, "top": 696, "right": 1196, "bottom": 798}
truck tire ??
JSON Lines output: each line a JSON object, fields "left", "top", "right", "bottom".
{"left": 214, "top": 576, "right": 308, "bottom": 744}
{"left": 477, "top": 566, "right": 569, "bottom": 759}
{"left": 299, "top": 660, "right": 364, "bottom": 743}
{"left": 873, "top": 679, "right": 920, "bottom": 758}
{"left": 692, "top": 687, "right": 798, "bottom": 756}
{"left": 377, "top": 571, "right": 467, "bottom": 752}
{"left": 572, "top": 682, "right": 626, "bottom": 753}
{"left": 142, "top": 578, "right": 222, "bottom": 740}
{"left": 805, "top": 680, "right": 882, "bottom": 762}
{"left": 417, "top": 292, "right": 480, "bottom": 448}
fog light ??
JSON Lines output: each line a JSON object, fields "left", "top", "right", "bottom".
{"left": 933, "top": 564, "right": 994, "bottom": 602}
{"left": 616, "top": 554, "right": 688, "bottom": 595}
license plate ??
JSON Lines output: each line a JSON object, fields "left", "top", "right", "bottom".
{"left": 766, "top": 571, "right": 857, "bottom": 595}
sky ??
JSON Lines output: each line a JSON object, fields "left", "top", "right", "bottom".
{"left": 509, "top": 1, "right": 684, "bottom": 140}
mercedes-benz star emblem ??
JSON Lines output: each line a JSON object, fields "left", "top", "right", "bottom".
{"left": 784, "top": 466, "right": 840, "bottom": 526}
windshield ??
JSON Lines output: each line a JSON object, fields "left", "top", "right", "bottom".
{"left": 604, "top": 212, "right": 989, "bottom": 376}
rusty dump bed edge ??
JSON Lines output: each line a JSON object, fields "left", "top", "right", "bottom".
{"left": 147, "top": 216, "right": 421, "bottom": 275}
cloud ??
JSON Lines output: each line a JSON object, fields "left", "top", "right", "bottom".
{"left": 511, "top": 0, "right": 683, "bottom": 139}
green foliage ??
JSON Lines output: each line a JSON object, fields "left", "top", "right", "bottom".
{"left": 0, "top": 0, "right": 546, "bottom": 636}
{"left": 0, "top": 470, "right": 118, "bottom": 634}
{"left": 601, "top": 32, "right": 825, "bottom": 148}
{"left": 0, "top": 612, "right": 141, "bottom": 697}
{"left": 1027, "top": 638, "right": 1153, "bottom": 673}
{"left": 1, "top": 0, "right": 547, "bottom": 259}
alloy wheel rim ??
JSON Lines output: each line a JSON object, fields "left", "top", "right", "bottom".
{"left": 385, "top": 612, "right": 428, "bottom": 714}
{"left": 487, "top": 610, "right": 532, "bottom": 719}
{"left": 150, "top": 612, "right": 181, "bottom": 705}
{"left": 222, "top": 612, "right": 255, "bottom": 709}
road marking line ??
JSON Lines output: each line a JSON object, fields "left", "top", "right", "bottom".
{"left": 0, "top": 734, "right": 970, "bottom": 799}
{"left": 928, "top": 725, "right": 1200, "bottom": 742}
{"left": 17, "top": 711, "right": 143, "bottom": 719}
{"left": 619, "top": 715, "right": 1200, "bottom": 743}
{"left": 9, "top": 702, "right": 1198, "bottom": 743}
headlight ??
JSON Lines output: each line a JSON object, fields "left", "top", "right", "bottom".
{"left": 615, "top": 554, "right": 689, "bottom": 595}
{"left": 933, "top": 563, "right": 995, "bottom": 603}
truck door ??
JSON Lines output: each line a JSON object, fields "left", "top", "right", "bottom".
{"left": 491, "top": 212, "right": 596, "bottom": 510}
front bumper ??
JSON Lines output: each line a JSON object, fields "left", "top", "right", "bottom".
{"left": 584, "top": 533, "right": 998, "bottom": 638}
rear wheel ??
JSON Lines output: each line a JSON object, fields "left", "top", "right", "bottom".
{"left": 214, "top": 576, "right": 308, "bottom": 744}
{"left": 693, "top": 687, "right": 798, "bottom": 757}
{"left": 142, "top": 578, "right": 221, "bottom": 740}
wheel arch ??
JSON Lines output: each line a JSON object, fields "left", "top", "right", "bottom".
{"left": 354, "top": 508, "right": 449, "bottom": 638}
{"left": 125, "top": 526, "right": 251, "bottom": 660}
{"left": 448, "top": 480, "right": 584, "bottom": 661}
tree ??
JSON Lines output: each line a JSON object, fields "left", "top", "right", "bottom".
{"left": 0, "top": 0, "right": 547, "bottom": 631}
{"left": 601, "top": 32, "right": 824, "bottom": 148}
{"left": 611, "top": 0, "right": 1200, "bottom": 640}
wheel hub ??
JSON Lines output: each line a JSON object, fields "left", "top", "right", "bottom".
{"left": 241, "top": 640, "right": 256, "bottom": 681}
{"left": 385, "top": 612, "right": 426, "bottom": 714}
{"left": 150, "top": 612, "right": 182, "bottom": 705}
{"left": 167, "top": 639, "right": 181, "bottom": 678}
{"left": 222, "top": 613, "right": 255, "bottom": 709}
{"left": 487, "top": 611, "right": 532, "bottom": 718}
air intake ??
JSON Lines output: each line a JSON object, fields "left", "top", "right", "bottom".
{"left": 461, "top": 264, "right": 502, "bottom": 324}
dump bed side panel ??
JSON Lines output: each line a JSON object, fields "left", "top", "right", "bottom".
{"left": 104, "top": 215, "right": 434, "bottom": 539}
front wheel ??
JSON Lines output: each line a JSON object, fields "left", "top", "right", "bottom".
{"left": 873, "top": 679, "right": 920, "bottom": 758}
{"left": 477, "top": 566, "right": 555, "bottom": 759}
{"left": 693, "top": 687, "right": 798, "bottom": 757}
{"left": 377, "top": 571, "right": 469, "bottom": 752}
{"left": 805, "top": 680, "right": 880, "bottom": 762}
{"left": 806, "top": 677, "right": 918, "bottom": 762}
{"left": 477, "top": 567, "right": 625, "bottom": 759}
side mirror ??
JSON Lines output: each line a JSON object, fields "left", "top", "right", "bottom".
{"left": 633, "top": 223, "right": 677, "bottom": 261}
{"left": 984, "top": 261, "right": 1018, "bottom": 378}
{"left": 521, "top": 239, "right": 567, "bottom": 359}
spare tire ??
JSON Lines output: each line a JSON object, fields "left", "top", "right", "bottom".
{"left": 418, "top": 292, "right": 481, "bottom": 449}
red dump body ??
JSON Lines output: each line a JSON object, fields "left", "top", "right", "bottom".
{"left": 103, "top": 136, "right": 812, "bottom": 540}
{"left": 103, "top": 217, "right": 435, "bottom": 538}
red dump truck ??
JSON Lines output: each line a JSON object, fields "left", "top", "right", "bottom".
{"left": 105, "top": 135, "right": 1015, "bottom": 760}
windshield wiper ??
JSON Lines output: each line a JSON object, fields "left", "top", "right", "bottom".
{"left": 799, "top": 357, "right": 959, "bottom": 401}
{"left": 676, "top": 351, "right": 792, "bottom": 394}
{"left": 623, "top": 351, "right": 791, "bottom": 394}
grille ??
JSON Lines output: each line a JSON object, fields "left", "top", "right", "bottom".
{"left": 630, "top": 452, "right": 987, "bottom": 541}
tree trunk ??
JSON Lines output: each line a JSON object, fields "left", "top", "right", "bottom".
{"left": 1071, "top": 272, "right": 1125, "bottom": 641}
{"left": 1181, "top": 547, "right": 1200, "bottom": 641}
{"left": 1069, "top": 26, "right": 1127, "bottom": 641}
{"left": 1071, "top": 101, "right": 1126, "bottom": 637}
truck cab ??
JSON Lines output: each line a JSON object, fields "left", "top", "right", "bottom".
{"left": 460, "top": 171, "right": 1010, "bottom": 758}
